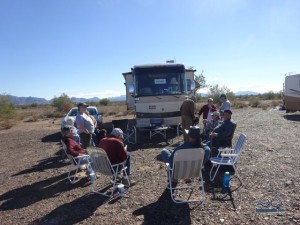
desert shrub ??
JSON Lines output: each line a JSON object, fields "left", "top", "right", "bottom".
{"left": 232, "top": 100, "right": 248, "bottom": 109}
{"left": 108, "top": 111, "right": 116, "bottom": 116}
{"left": 99, "top": 98, "right": 110, "bottom": 106}
{"left": 25, "top": 113, "right": 39, "bottom": 122}
{"left": 261, "top": 104, "right": 269, "bottom": 110}
{"left": 271, "top": 100, "right": 281, "bottom": 107}
{"left": 0, "top": 95, "right": 18, "bottom": 129}
{"left": 52, "top": 93, "right": 73, "bottom": 113}
{"left": 207, "top": 84, "right": 235, "bottom": 105}
{"left": 249, "top": 97, "right": 260, "bottom": 107}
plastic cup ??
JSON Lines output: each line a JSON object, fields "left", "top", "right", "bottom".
{"left": 117, "top": 184, "right": 125, "bottom": 197}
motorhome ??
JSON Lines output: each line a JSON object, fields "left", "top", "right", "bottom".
{"left": 283, "top": 73, "right": 300, "bottom": 112}
{"left": 123, "top": 63, "right": 197, "bottom": 128}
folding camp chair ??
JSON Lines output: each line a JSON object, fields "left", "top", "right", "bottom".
{"left": 112, "top": 119, "right": 137, "bottom": 144}
{"left": 60, "top": 140, "right": 92, "bottom": 184}
{"left": 166, "top": 148, "right": 205, "bottom": 203}
{"left": 209, "top": 134, "right": 247, "bottom": 184}
{"left": 86, "top": 146, "right": 129, "bottom": 197}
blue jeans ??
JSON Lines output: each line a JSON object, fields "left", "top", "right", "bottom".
{"left": 161, "top": 149, "right": 173, "bottom": 165}
{"left": 112, "top": 153, "right": 131, "bottom": 176}
{"left": 161, "top": 147, "right": 210, "bottom": 166}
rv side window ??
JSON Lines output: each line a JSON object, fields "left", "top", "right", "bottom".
{"left": 186, "top": 79, "right": 191, "bottom": 91}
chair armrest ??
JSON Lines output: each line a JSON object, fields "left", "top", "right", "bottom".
{"left": 218, "top": 147, "right": 234, "bottom": 152}
{"left": 74, "top": 154, "right": 90, "bottom": 159}
{"left": 221, "top": 153, "right": 238, "bottom": 157}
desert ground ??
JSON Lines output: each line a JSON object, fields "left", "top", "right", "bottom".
{"left": 0, "top": 107, "right": 299, "bottom": 225}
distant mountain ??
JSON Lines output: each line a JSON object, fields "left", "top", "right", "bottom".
{"left": 71, "top": 97, "right": 100, "bottom": 103}
{"left": 8, "top": 95, "right": 126, "bottom": 105}
{"left": 8, "top": 95, "right": 49, "bottom": 105}
{"left": 235, "top": 91, "right": 259, "bottom": 96}
{"left": 71, "top": 95, "right": 126, "bottom": 103}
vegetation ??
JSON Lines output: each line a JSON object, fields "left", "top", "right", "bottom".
{"left": 0, "top": 94, "right": 18, "bottom": 129}
{"left": 99, "top": 98, "right": 110, "bottom": 106}
{"left": 52, "top": 93, "right": 73, "bottom": 114}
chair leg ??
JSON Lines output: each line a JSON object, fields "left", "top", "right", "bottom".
{"left": 209, "top": 164, "right": 220, "bottom": 182}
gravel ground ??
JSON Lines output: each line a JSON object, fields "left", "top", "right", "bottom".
{"left": 0, "top": 107, "right": 299, "bottom": 225}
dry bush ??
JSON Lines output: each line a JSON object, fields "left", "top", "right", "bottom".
{"left": 108, "top": 111, "right": 116, "bottom": 116}
{"left": 232, "top": 100, "right": 248, "bottom": 109}
{"left": 0, "top": 119, "right": 17, "bottom": 129}
{"left": 249, "top": 97, "right": 260, "bottom": 107}
{"left": 25, "top": 113, "right": 39, "bottom": 122}
{"left": 260, "top": 104, "right": 269, "bottom": 110}
{"left": 271, "top": 100, "right": 282, "bottom": 107}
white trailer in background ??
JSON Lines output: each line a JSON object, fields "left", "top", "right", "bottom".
{"left": 283, "top": 74, "right": 300, "bottom": 112}
{"left": 123, "top": 63, "right": 197, "bottom": 128}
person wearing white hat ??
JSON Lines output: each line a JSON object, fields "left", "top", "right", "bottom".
{"left": 98, "top": 128, "right": 135, "bottom": 187}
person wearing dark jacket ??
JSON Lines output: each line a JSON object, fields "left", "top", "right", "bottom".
{"left": 161, "top": 126, "right": 211, "bottom": 166}
{"left": 210, "top": 109, "right": 236, "bottom": 149}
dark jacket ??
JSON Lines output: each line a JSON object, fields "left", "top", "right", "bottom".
{"left": 213, "top": 119, "right": 236, "bottom": 148}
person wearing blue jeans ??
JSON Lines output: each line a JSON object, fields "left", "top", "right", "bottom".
{"left": 161, "top": 126, "right": 211, "bottom": 167}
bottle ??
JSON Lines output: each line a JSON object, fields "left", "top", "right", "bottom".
{"left": 89, "top": 172, "right": 95, "bottom": 184}
{"left": 223, "top": 171, "right": 230, "bottom": 192}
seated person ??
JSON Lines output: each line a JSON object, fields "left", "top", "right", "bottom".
{"left": 209, "top": 109, "right": 236, "bottom": 149}
{"left": 201, "top": 111, "right": 223, "bottom": 141}
{"left": 98, "top": 128, "right": 134, "bottom": 186}
{"left": 161, "top": 126, "right": 211, "bottom": 167}
{"left": 62, "top": 126, "right": 94, "bottom": 178}
{"left": 64, "top": 117, "right": 80, "bottom": 143}
{"left": 95, "top": 128, "right": 107, "bottom": 146}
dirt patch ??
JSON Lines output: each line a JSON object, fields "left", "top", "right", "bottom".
{"left": 0, "top": 108, "right": 299, "bottom": 224}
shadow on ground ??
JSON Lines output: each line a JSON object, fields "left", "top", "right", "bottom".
{"left": 30, "top": 193, "right": 107, "bottom": 225}
{"left": 13, "top": 154, "right": 68, "bottom": 176}
{"left": 42, "top": 131, "right": 62, "bottom": 142}
{"left": 132, "top": 189, "right": 192, "bottom": 225}
{"left": 283, "top": 114, "right": 300, "bottom": 122}
{"left": 0, "top": 173, "right": 89, "bottom": 211}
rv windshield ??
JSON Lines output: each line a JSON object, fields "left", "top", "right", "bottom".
{"left": 134, "top": 65, "right": 186, "bottom": 97}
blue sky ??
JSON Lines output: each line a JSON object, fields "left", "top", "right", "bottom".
{"left": 1, "top": 0, "right": 299, "bottom": 100}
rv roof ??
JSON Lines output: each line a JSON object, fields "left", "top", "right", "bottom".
{"left": 133, "top": 63, "right": 184, "bottom": 69}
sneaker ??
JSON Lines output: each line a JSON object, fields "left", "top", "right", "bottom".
{"left": 122, "top": 177, "right": 135, "bottom": 187}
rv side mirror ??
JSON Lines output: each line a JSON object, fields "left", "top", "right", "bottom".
{"left": 129, "top": 84, "right": 135, "bottom": 95}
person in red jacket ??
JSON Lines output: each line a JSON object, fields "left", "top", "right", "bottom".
{"left": 62, "top": 126, "right": 87, "bottom": 157}
{"left": 98, "top": 128, "right": 134, "bottom": 186}
{"left": 198, "top": 98, "right": 217, "bottom": 121}
{"left": 62, "top": 126, "right": 94, "bottom": 179}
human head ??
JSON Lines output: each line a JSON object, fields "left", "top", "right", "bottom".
{"left": 187, "top": 126, "right": 201, "bottom": 140}
{"left": 219, "top": 93, "right": 227, "bottom": 102}
{"left": 77, "top": 102, "right": 89, "bottom": 113}
{"left": 66, "top": 117, "right": 75, "bottom": 126}
{"left": 62, "top": 125, "right": 73, "bottom": 137}
{"left": 222, "top": 109, "right": 232, "bottom": 120}
{"left": 208, "top": 98, "right": 213, "bottom": 105}
{"left": 110, "top": 128, "right": 124, "bottom": 140}
{"left": 211, "top": 111, "right": 220, "bottom": 120}
{"left": 190, "top": 96, "right": 196, "bottom": 102}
